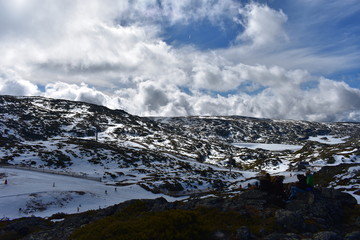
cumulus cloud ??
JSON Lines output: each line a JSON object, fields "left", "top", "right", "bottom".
{"left": 0, "top": 1, "right": 359, "bottom": 122}
{"left": 187, "top": 77, "right": 360, "bottom": 122}
{"left": 236, "top": 3, "right": 288, "bottom": 49}
{"left": 2, "top": 68, "right": 359, "bottom": 122}
{"left": 43, "top": 82, "right": 110, "bottom": 106}
{"left": 0, "top": 70, "right": 40, "bottom": 96}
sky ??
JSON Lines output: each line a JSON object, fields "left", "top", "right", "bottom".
{"left": 0, "top": 0, "right": 360, "bottom": 122}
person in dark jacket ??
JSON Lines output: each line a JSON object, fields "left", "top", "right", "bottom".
{"left": 271, "top": 175, "right": 286, "bottom": 199}
{"left": 288, "top": 174, "right": 310, "bottom": 200}
{"left": 259, "top": 173, "right": 272, "bottom": 192}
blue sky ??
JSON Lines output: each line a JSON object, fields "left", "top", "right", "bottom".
{"left": 163, "top": 17, "right": 240, "bottom": 50}
{"left": 0, "top": 0, "right": 360, "bottom": 121}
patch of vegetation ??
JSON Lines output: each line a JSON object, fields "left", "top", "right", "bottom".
{"left": 0, "top": 217, "right": 52, "bottom": 240}
{"left": 88, "top": 158, "right": 101, "bottom": 164}
{"left": 70, "top": 202, "right": 277, "bottom": 240}
{"left": 48, "top": 212, "right": 68, "bottom": 220}
{"left": 38, "top": 150, "right": 72, "bottom": 168}
{"left": 104, "top": 171, "right": 117, "bottom": 179}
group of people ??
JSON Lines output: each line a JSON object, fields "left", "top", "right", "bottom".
{"left": 288, "top": 170, "right": 314, "bottom": 200}
{"left": 255, "top": 169, "right": 314, "bottom": 200}
{"left": 257, "top": 173, "right": 287, "bottom": 199}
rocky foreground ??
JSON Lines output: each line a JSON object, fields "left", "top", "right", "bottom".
{"left": 1, "top": 188, "right": 359, "bottom": 240}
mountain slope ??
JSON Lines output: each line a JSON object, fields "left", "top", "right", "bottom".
{"left": 0, "top": 95, "right": 359, "bottom": 197}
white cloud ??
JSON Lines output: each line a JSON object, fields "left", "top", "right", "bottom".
{"left": 0, "top": 69, "right": 40, "bottom": 96}
{"left": 43, "top": 82, "right": 111, "bottom": 107}
{"left": 0, "top": 1, "right": 359, "bottom": 122}
{"left": 236, "top": 3, "right": 288, "bottom": 49}
{"left": 1, "top": 69, "right": 358, "bottom": 122}
{"left": 117, "top": 0, "right": 240, "bottom": 25}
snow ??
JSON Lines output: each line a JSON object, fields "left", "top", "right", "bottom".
{"left": 312, "top": 154, "right": 360, "bottom": 166}
{"left": 308, "top": 135, "right": 348, "bottom": 145}
{"left": 122, "top": 141, "right": 147, "bottom": 149}
{"left": 233, "top": 143, "right": 303, "bottom": 151}
{"left": 0, "top": 168, "right": 183, "bottom": 220}
{"left": 340, "top": 149, "right": 358, "bottom": 154}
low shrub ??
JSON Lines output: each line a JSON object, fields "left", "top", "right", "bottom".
{"left": 70, "top": 202, "right": 277, "bottom": 240}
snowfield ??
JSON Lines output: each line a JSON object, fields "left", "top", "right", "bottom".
{"left": 308, "top": 135, "right": 348, "bottom": 145}
{"left": 233, "top": 135, "right": 350, "bottom": 151}
{"left": 233, "top": 142, "right": 303, "bottom": 151}
{"left": 0, "top": 168, "right": 181, "bottom": 220}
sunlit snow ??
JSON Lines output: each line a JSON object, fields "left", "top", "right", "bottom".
{"left": 0, "top": 168, "right": 182, "bottom": 220}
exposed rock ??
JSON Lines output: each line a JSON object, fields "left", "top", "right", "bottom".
{"left": 275, "top": 210, "right": 304, "bottom": 232}
{"left": 344, "top": 231, "right": 360, "bottom": 240}
{"left": 285, "top": 188, "right": 356, "bottom": 228}
{"left": 263, "top": 233, "right": 289, "bottom": 240}
{"left": 320, "top": 188, "right": 358, "bottom": 207}
{"left": 235, "top": 226, "right": 251, "bottom": 240}
{"left": 313, "top": 231, "right": 342, "bottom": 240}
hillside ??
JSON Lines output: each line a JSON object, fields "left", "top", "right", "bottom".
{"left": 0, "top": 95, "right": 360, "bottom": 213}
{"left": 1, "top": 189, "right": 360, "bottom": 240}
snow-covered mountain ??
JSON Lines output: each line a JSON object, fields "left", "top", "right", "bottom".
{"left": 0, "top": 95, "right": 359, "bottom": 199}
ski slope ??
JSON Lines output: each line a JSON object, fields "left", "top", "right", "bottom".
{"left": 0, "top": 168, "right": 181, "bottom": 220}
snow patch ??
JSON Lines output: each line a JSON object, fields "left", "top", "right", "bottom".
{"left": 233, "top": 143, "right": 302, "bottom": 151}
{"left": 308, "top": 135, "right": 348, "bottom": 145}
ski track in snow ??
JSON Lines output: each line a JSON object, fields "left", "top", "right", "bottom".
{"left": 0, "top": 168, "right": 182, "bottom": 220}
